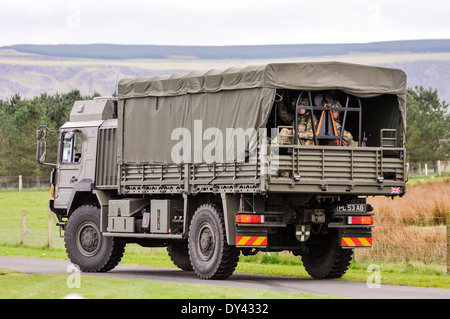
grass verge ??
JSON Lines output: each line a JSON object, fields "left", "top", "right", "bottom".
{"left": 0, "top": 268, "right": 331, "bottom": 299}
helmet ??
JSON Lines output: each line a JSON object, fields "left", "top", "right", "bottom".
{"left": 291, "top": 97, "right": 309, "bottom": 108}
{"left": 298, "top": 97, "right": 309, "bottom": 106}
{"left": 332, "top": 101, "right": 342, "bottom": 109}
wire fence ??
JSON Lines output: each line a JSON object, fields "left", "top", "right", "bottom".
{"left": 408, "top": 161, "right": 449, "bottom": 178}
{"left": 0, "top": 211, "right": 448, "bottom": 269}
{"left": 355, "top": 216, "right": 447, "bottom": 265}
{"left": 0, "top": 176, "right": 51, "bottom": 190}
{"left": 0, "top": 211, "right": 63, "bottom": 249}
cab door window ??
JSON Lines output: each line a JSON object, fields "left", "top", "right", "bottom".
{"left": 61, "top": 131, "right": 83, "bottom": 163}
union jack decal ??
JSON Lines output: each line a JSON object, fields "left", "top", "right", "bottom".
{"left": 390, "top": 187, "right": 401, "bottom": 194}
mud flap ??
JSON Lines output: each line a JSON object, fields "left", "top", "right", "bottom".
{"left": 339, "top": 228, "right": 372, "bottom": 248}
{"left": 236, "top": 231, "right": 268, "bottom": 248}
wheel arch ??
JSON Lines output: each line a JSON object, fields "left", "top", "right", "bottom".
{"left": 183, "top": 193, "right": 237, "bottom": 246}
{"left": 220, "top": 193, "right": 239, "bottom": 246}
{"left": 66, "top": 179, "right": 98, "bottom": 215}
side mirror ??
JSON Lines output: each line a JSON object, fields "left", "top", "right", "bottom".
{"left": 36, "top": 125, "right": 56, "bottom": 167}
{"left": 36, "top": 140, "right": 47, "bottom": 164}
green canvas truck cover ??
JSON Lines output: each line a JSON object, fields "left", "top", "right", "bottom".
{"left": 117, "top": 62, "right": 407, "bottom": 164}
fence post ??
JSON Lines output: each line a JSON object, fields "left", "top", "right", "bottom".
{"left": 447, "top": 211, "right": 450, "bottom": 274}
{"left": 19, "top": 175, "right": 23, "bottom": 192}
{"left": 21, "top": 210, "right": 26, "bottom": 245}
{"left": 47, "top": 211, "right": 53, "bottom": 248}
{"left": 437, "top": 160, "right": 441, "bottom": 177}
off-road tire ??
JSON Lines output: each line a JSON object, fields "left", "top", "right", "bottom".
{"left": 167, "top": 240, "right": 193, "bottom": 271}
{"left": 188, "top": 204, "right": 239, "bottom": 280}
{"left": 65, "top": 204, "right": 125, "bottom": 272}
{"left": 301, "top": 231, "right": 353, "bottom": 279}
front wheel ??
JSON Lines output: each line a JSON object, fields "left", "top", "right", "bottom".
{"left": 188, "top": 204, "right": 239, "bottom": 280}
{"left": 301, "top": 231, "right": 353, "bottom": 279}
{"left": 64, "top": 204, "right": 125, "bottom": 272}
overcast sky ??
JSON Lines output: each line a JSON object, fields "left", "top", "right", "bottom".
{"left": 1, "top": 0, "right": 449, "bottom": 46}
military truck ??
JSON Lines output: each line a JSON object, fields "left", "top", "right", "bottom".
{"left": 37, "top": 62, "right": 407, "bottom": 280}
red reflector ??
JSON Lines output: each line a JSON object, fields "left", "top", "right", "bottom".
{"left": 348, "top": 216, "right": 373, "bottom": 225}
{"left": 236, "top": 214, "right": 264, "bottom": 224}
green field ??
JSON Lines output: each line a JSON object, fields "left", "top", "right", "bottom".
{"left": 0, "top": 188, "right": 449, "bottom": 298}
{"left": 0, "top": 188, "right": 51, "bottom": 213}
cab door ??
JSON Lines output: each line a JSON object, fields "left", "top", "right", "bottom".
{"left": 53, "top": 129, "right": 84, "bottom": 209}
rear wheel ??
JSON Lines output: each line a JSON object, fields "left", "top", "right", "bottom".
{"left": 167, "top": 240, "right": 193, "bottom": 271}
{"left": 188, "top": 204, "right": 239, "bottom": 280}
{"left": 65, "top": 204, "right": 125, "bottom": 272}
{"left": 301, "top": 231, "right": 353, "bottom": 279}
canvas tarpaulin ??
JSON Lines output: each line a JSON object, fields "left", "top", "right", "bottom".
{"left": 117, "top": 88, "right": 275, "bottom": 164}
{"left": 117, "top": 62, "right": 407, "bottom": 164}
{"left": 118, "top": 62, "right": 407, "bottom": 113}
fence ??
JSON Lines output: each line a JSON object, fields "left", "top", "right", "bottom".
{"left": 0, "top": 211, "right": 62, "bottom": 249}
{"left": 355, "top": 215, "right": 448, "bottom": 268}
{"left": 0, "top": 176, "right": 50, "bottom": 190}
{"left": 409, "top": 161, "right": 449, "bottom": 178}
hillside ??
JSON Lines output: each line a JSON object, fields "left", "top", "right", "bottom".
{"left": 4, "top": 40, "right": 450, "bottom": 60}
{"left": 1, "top": 40, "right": 450, "bottom": 103}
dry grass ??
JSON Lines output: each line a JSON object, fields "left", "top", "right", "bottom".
{"left": 358, "top": 179, "right": 450, "bottom": 263}
{"left": 369, "top": 178, "right": 450, "bottom": 225}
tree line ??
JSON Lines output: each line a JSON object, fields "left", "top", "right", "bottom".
{"left": 406, "top": 86, "right": 450, "bottom": 163}
{"left": 0, "top": 87, "right": 448, "bottom": 178}
{"left": 0, "top": 90, "right": 100, "bottom": 177}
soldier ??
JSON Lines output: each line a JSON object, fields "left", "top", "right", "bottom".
{"left": 277, "top": 97, "right": 318, "bottom": 146}
{"left": 329, "top": 101, "right": 357, "bottom": 146}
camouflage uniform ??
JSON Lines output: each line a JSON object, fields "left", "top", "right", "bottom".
{"left": 329, "top": 101, "right": 357, "bottom": 146}
{"left": 331, "top": 120, "right": 357, "bottom": 146}
{"left": 278, "top": 97, "right": 317, "bottom": 145}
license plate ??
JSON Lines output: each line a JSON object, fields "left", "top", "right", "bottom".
{"left": 336, "top": 204, "right": 367, "bottom": 213}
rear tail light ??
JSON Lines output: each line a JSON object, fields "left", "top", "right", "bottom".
{"left": 236, "top": 214, "right": 264, "bottom": 224}
{"left": 348, "top": 216, "right": 373, "bottom": 225}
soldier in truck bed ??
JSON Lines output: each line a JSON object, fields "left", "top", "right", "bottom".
{"left": 277, "top": 96, "right": 318, "bottom": 145}
{"left": 329, "top": 101, "right": 358, "bottom": 146}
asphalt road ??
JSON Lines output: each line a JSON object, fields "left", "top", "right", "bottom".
{"left": 1, "top": 256, "right": 449, "bottom": 299}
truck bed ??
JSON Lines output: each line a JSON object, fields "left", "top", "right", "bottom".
{"left": 96, "top": 133, "right": 406, "bottom": 197}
